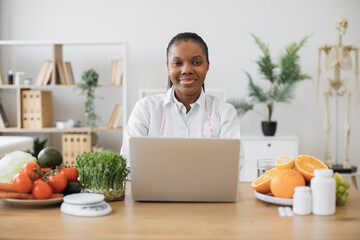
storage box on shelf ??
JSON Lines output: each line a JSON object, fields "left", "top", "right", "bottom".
{"left": 21, "top": 90, "right": 53, "bottom": 128}
{"left": 0, "top": 41, "right": 127, "bottom": 153}
{"left": 62, "top": 133, "right": 96, "bottom": 166}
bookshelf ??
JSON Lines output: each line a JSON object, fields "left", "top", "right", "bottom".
{"left": 0, "top": 41, "right": 127, "bottom": 152}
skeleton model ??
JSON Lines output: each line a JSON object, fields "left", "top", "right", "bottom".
{"left": 317, "top": 17, "right": 359, "bottom": 168}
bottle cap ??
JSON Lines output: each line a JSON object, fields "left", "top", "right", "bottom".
{"left": 294, "top": 186, "right": 310, "bottom": 194}
{"left": 314, "top": 168, "right": 333, "bottom": 177}
{"left": 8, "top": 70, "right": 13, "bottom": 74}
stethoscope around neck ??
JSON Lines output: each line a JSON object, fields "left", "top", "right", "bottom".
{"left": 158, "top": 93, "right": 214, "bottom": 138}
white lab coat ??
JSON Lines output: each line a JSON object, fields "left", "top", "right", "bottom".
{"left": 121, "top": 86, "right": 242, "bottom": 166}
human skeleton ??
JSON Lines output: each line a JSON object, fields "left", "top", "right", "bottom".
{"left": 317, "top": 17, "right": 359, "bottom": 168}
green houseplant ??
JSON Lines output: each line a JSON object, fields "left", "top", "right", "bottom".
{"left": 228, "top": 33, "right": 311, "bottom": 136}
{"left": 77, "top": 69, "right": 101, "bottom": 133}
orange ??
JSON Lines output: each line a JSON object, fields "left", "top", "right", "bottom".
{"left": 251, "top": 168, "right": 279, "bottom": 194}
{"left": 270, "top": 169, "right": 305, "bottom": 198}
{"left": 275, "top": 155, "right": 294, "bottom": 169}
{"left": 295, "top": 155, "right": 328, "bottom": 182}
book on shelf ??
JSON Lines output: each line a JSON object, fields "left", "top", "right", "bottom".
{"left": 106, "top": 104, "right": 123, "bottom": 128}
{"left": 110, "top": 60, "right": 123, "bottom": 86}
{"left": 0, "top": 63, "right": 3, "bottom": 85}
{"left": 65, "top": 62, "right": 74, "bottom": 85}
{"left": 42, "top": 63, "right": 53, "bottom": 85}
{"left": 56, "top": 61, "right": 67, "bottom": 85}
{"left": 0, "top": 103, "right": 9, "bottom": 128}
{"left": 35, "top": 60, "right": 51, "bottom": 85}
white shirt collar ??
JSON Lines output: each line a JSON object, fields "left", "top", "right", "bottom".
{"left": 163, "top": 86, "right": 205, "bottom": 112}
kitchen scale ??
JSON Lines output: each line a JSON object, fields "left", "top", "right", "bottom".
{"left": 60, "top": 193, "right": 112, "bottom": 217}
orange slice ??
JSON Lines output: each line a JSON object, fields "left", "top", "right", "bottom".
{"left": 275, "top": 155, "right": 294, "bottom": 169}
{"left": 294, "top": 155, "right": 328, "bottom": 182}
{"left": 251, "top": 168, "right": 279, "bottom": 194}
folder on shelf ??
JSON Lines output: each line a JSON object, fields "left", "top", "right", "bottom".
{"left": 0, "top": 103, "right": 9, "bottom": 127}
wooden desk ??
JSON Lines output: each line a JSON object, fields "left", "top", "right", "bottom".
{"left": 1, "top": 182, "right": 359, "bottom": 240}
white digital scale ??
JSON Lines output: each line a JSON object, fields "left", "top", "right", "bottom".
{"left": 60, "top": 193, "right": 112, "bottom": 217}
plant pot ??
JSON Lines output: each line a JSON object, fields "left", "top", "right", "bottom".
{"left": 261, "top": 121, "right": 277, "bottom": 136}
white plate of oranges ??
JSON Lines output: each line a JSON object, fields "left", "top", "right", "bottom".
{"left": 251, "top": 155, "right": 329, "bottom": 205}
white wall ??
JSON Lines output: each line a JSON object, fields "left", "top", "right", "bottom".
{"left": 1, "top": 0, "right": 359, "bottom": 169}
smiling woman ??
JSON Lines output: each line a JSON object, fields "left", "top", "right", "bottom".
{"left": 120, "top": 32, "right": 241, "bottom": 164}
{"left": 166, "top": 34, "right": 210, "bottom": 113}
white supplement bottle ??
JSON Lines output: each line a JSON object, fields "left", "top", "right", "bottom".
{"left": 311, "top": 169, "right": 336, "bottom": 215}
{"left": 293, "top": 186, "right": 311, "bottom": 215}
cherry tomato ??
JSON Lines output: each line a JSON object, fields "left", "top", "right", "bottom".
{"left": 60, "top": 167, "right": 79, "bottom": 182}
{"left": 40, "top": 168, "right": 52, "bottom": 177}
{"left": 13, "top": 172, "right": 33, "bottom": 193}
{"left": 32, "top": 179, "right": 53, "bottom": 199}
{"left": 21, "top": 162, "right": 42, "bottom": 181}
{"left": 47, "top": 171, "right": 68, "bottom": 193}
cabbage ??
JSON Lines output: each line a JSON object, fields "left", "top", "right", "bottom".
{"left": 0, "top": 151, "right": 37, "bottom": 183}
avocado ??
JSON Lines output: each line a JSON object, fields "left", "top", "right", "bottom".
{"left": 37, "top": 147, "right": 63, "bottom": 169}
{"left": 62, "top": 181, "right": 82, "bottom": 195}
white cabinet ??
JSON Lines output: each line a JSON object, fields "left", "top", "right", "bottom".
{"left": 239, "top": 136, "right": 299, "bottom": 181}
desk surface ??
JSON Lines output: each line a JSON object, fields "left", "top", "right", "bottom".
{"left": 1, "top": 182, "right": 359, "bottom": 240}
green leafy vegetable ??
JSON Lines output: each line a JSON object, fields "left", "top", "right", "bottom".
{"left": 75, "top": 151, "right": 129, "bottom": 192}
{"left": 0, "top": 151, "right": 37, "bottom": 183}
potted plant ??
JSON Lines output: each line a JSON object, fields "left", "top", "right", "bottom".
{"left": 228, "top": 33, "right": 311, "bottom": 136}
{"left": 76, "top": 151, "right": 130, "bottom": 201}
{"left": 76, "top": 69, "right": 101, "bottom": 133}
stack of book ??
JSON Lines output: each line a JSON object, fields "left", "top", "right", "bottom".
{"left": 21, "top": 90, "right": 54, "bottom": 128}
{"left": 110, "top": 60, "right": 123, "bottom": 86}
{"left": 62, "top": 133, "right": 93, "bottom": 166}
{"left": 106, "top": 104, "right": 123, "bottom": 129}
{"left": 0, "top": 103, "right": 9, "bottom": 128}
{"left": 35, "top": 60, "right": 74, "bottom": 85}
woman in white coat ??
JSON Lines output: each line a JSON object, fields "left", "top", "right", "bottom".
{"left": 121, "top": 32, "right": 241, "bottom": 163}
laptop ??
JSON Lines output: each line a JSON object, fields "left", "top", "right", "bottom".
{"left": 129, "top": 137, "right": 241, "bottom": 202}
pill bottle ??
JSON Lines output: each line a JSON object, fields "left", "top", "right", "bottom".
{"left": 311, "top": 169, "right": 336, "bottom": 215}
{"left": 293, "top": 186, "right": 311, "bottom": 215}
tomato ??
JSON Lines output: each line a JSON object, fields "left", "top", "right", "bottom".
{"left": 47, "top": 171, "right": 68, "bottom": 193}
{"left": 21, "top": 162, "right": 42, "bottom": 181}
{"left": 40, "top": 168, "right": 52, "bottom": 177}
{"left": 13, "top": 173, "right": 33, "bottom": 193}
{"left": 60, "top": 167, "right": 79, "bottom": 182}
{"left": 32, "top": 179, "right": 53, "bottom": 199}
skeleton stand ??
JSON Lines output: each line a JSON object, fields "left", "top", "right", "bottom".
{"left": 317, "top": 18, "right": 359, "bottom": 169}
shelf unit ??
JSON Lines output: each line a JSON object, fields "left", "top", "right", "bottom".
{"left": 0, "top": 40, "right": 127, "bottom": 152}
